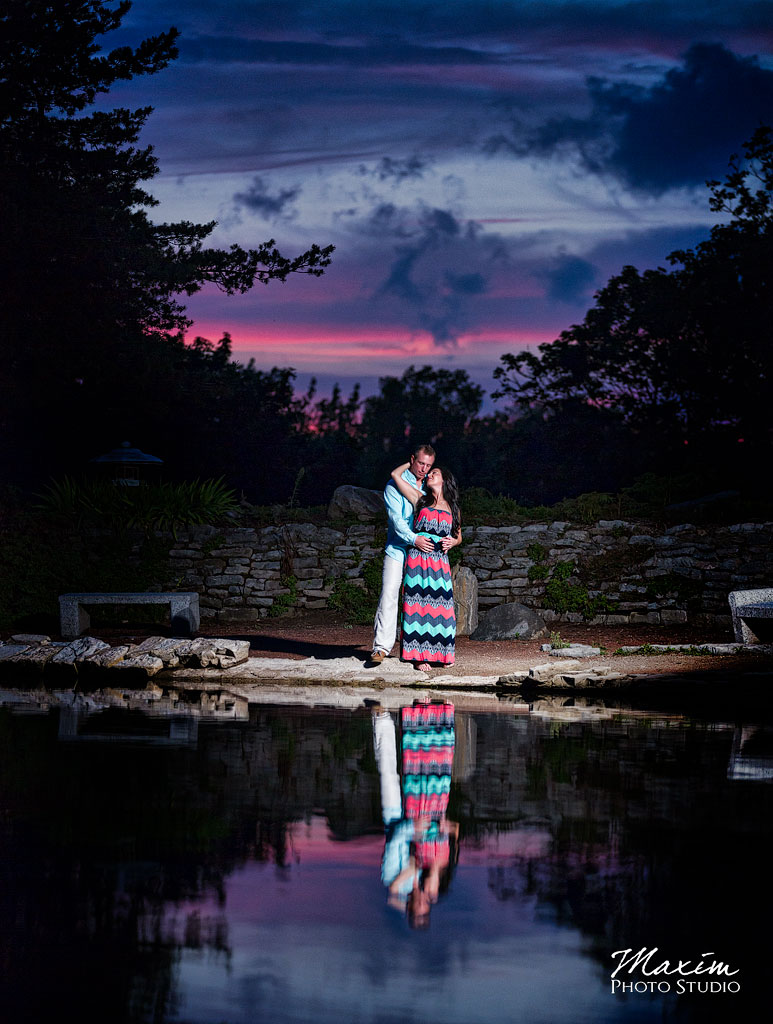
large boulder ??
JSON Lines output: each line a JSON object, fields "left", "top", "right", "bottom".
{"left": 452, "top": 566, "right": 479, "bottom": 636}
{"left": 471, "top": 602, "right": 548, "bottom": 641}
{"left": 327, "top": 485, "right": 384, "bottom": 521}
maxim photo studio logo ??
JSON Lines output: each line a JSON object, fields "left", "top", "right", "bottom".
{"left": 610, "top": 947, "right": 740, "bottom": 995}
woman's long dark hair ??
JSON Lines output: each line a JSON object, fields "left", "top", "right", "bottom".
{"left": 417, "top": 466, "right": 461, "bottom": 538}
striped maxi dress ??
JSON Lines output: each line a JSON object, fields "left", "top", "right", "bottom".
{"left": 401, "top": 701, "right": 455, "bottom": 868}
{"left": 401, "top": 505, "right": 456, "bottom": 665}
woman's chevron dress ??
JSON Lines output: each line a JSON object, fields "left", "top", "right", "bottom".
{"left": 401, "top": 701, "right": 455, "bottom": 868}
{"left": 401, "top": 702, "right": 454, "bottom": 819}
{"left": 401, "top": 506, "right": 455, "bottom": 665}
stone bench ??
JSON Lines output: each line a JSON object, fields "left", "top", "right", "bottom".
{"left": 728, "top": 588, "right": 773, "bottom": 644}
{"left": 59, "top": 592, "right": 200, "bottom": 639}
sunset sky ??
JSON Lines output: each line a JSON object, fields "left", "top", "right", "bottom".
{"left": 107, "top": 1, "right": 773, "bottom": 404}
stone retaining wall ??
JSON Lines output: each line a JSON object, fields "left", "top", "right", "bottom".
{"left": 167, "top": 519, "right": 773, "bottom": 629}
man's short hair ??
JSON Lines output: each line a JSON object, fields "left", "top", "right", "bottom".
{"left": 413, "top": 444, "right": 436, "bottom": 459}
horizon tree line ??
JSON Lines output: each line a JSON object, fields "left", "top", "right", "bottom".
{"left": 1, "top": 1, "right": 769, "bottom": 508}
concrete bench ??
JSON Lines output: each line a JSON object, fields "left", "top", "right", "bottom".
{"left": 59, "top": 592, "right": 200, "bottom": 639}
{"left": 728, "top": 588, "right": 773, "bottom": 644}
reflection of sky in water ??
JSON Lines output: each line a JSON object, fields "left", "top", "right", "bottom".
{"left": 1, "top": 701, "right": 769, "bottom": 1023}
{"left": 170, "top": 820, "right": 649, "bottom": 1024}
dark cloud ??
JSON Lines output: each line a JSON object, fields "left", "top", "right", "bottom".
{"left": 233, "top": 176, "right": 301, "bottom": 219}
{"left": 445, "top": 271, "right": 487, "bottom": 295}
{"left": 130, "top": 2, "right": 773, "bottom": 53}
{"left": 110, "top": 2, "right": 773, "bottom": 369}
{"left": 426, "top": 207, "right": 461, "bottom": 236}
{"left": 540, "top": 252, "right": 598, "bottom": 303}
{"left": 371, "top": 203, "right": 495, "bottom": 345}
{"left": 177, "top": 34, "right": 499, "bottom": 66}
{"left": 359, "top": 155, "right": 433, "bottom": 182}
{"left": 115, "top": 4, "right": 773, "bottom": 185}
{"left": 364, "top": 203, "right": 411, "bottom": 239}
{"left": 364, "top": 203, "right": 463, "bottom": 241}
{"left": 380, "top": 248, "right": 425, "bottom": 304}
{"left": 503, "top": 43, "right": 773, "bottom": 192}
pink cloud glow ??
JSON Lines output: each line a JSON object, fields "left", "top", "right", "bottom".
{"left": 188, "top": 322, "right": 554, "bottom": 369}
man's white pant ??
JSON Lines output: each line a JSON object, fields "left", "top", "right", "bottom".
{"left": 372, "top": 711, "right": 402, "bottom": 825}
{"left": 372, "top": 553, "right": 404, "bottom": 655}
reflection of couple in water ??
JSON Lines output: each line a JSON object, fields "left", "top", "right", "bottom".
{"left": 372, "top": 699, "right": 459, "bottom": 927}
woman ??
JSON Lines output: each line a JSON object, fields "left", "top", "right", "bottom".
{"left": 390, "top": 462, "right": 462, "bottom": 671}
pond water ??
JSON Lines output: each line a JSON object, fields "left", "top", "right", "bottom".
{"left": 0, "top": 694, "right": 770, "bottom": 1024}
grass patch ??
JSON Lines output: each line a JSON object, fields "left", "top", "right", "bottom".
{"left": 613, "top": 644, "right": 713, "bottom": 657}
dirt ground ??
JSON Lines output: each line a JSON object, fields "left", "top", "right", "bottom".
{"left": 70, "top": 608, "right": 772, "bottom": 681}
{"left": 244, "top": 610, "right": 771, "bottom": 679}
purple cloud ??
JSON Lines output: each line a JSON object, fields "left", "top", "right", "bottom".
{"left": 501, "top": 43, "right": 773, "bottom": 192}
{"left": 233, "top": 176, "right": 302, "bottom": 219}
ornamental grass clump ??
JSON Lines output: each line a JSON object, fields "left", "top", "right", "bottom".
{"left": 37, "top": 476, "right": 238, "bottom": 534}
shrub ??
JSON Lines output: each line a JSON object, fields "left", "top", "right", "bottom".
{"left": 268, "top": 574, "right": 298, "bottom": 617}
{"left": 542, "top": 560, "right": 618, "bottom": 620}
{"left": 37, "top": 476, "right": 238, "bottom": 534}
{"left": 551, "top": 560, "right": 575, "bottom": 580}
{"left": 460, "top": 488, "right": 529, "bottom": 524}
{"left": 527, "top": 563, "right": 549, "bottom": 582}
{"left": 328, "top": 555, "right": 382, "bottom": 625}
{"left": 327, "top": 579, "right": 374, "bottom": 625}
{"left": 526, "top": 542, "right": 548, "bottom": 563}
{"left": 645, "top": 573, "right": 703, "bottom": 606}
{"left": 549, "top": 631, "right": 570, "bottom": 649}
{"left": 0, "top": 525, "right": 174, "bottom": 630}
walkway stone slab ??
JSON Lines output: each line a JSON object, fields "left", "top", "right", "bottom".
{"left": 547, "top": 645, "right": 601, "bottom": 658}
{"left": 166, "top": 655, "right": 502, "bottom": 689}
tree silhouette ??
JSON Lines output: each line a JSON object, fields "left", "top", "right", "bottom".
{"left": 0, "top": 1, "right": 333, "bottom": 485}
{"left": 493, "top": 127, "right": 773, "bottom": 478}
{"left": 358, "top": 365, "right": 484, "bottom": 486}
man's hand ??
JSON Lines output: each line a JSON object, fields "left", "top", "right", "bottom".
{"left": 414, "top": 536, "right": 434, "bottom": 553}
{"left": 440, "top": 537, "right": 455, "bottom": 552}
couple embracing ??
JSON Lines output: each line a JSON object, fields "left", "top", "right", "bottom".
{"left": 369, "top": 445, "right": 462, "bottom": 672}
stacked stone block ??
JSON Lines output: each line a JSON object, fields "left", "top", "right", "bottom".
{"left": 166, "top": 519, "right": 773, "bottom": 629}
{"left": 168, "top": 524, "right": 380, "bottom": 624}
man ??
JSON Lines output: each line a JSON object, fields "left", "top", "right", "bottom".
{"left": 369, "top": 444, "right": 435, "bottom": 664}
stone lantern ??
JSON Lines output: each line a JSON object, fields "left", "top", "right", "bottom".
{"left": 90, "top": 441, "right": 163, "bottom": 486}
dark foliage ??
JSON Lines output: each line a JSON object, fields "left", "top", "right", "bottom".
{"left": 0, "top": 0, "right": 332, "bottom": 488}
{"left": 492, "top": 126, "right": 773, "bottom": 491}
{"left": 1, "top": 4, "right": 768, "bottom": 511}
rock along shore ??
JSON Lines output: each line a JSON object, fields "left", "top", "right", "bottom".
{"left": 1, "top": 634, "right": 771, "bottom": 699}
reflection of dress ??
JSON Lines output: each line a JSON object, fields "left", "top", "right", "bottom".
{"left": 373, "top": 702, "right": 456, "bottom": 903}
{"left": 401, "top": 702, "right": 454, "bottom": 867}
{"left": 401, "top": 506, "right": 455, "bottom": 665}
